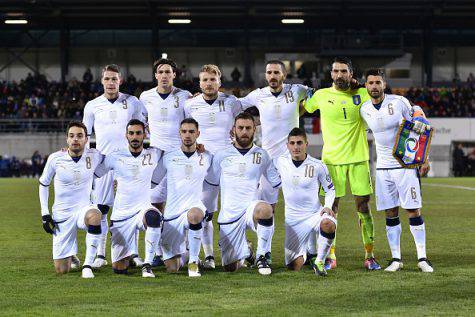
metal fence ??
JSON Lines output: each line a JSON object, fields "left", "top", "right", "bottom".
{"left": 0, "top": 119, "right": 73, "bottom": 133}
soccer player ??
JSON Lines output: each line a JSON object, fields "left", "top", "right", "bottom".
{"left": 273, "top": 128, "right": 337, "bottom": 276}
{"left": 205, "top": 112, "right": 281, "bottom": 275}
{"left": 239, "top": 60, "right": 310, "bottom": 262}
{"left": 159, "top": 118, "right": 212, "bottom": 277}
{"left": 83, "top": 64, "right": 145, "bottom": 268}
{"left": 304, "top": 57, "right": 380, "bottom": 270}
{"left": 95, "top": 119, "right": 163, "bottom": 277}
{"left": 360, "top": 68, "right": 433, "bottom": 272}
{"left": 184, "top": 64, "right": 242, "bottom": 269}
{"left": 39, "top": 121, "right": 103, "bottom": 278}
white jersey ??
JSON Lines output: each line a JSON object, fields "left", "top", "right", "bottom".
{"left": 39, "top": 149, "right": 104, "bottom": 221}
{"left": 206, "top": 145, "right": 281, "bottom": 224}
{"left": 83, "top": 92, "right": 144, "bottom": 155}
{"left": 96, "top": 147, "right": 163, "bottom": 220}
{"left": 140, "top": 87, "right": 192, "bottom": 151}
{"left": 273, "top": 154, "right": 335, "bottom": 220}
{"left": 360, "top": 94, "right": 414, "bottom": 169}
{"left": 184, "top": 92, "right": 242, "bottom": 154}
{"left": 240, "top": 83, "right": 308, "bottom": 158}
{"left": 160, "top": 149, "right": 213, "bottom": 220}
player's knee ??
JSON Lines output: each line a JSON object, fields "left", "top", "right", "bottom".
{"left": 288, "top": 257, "right": 304, "bottom": 271}
{"left": 85, "top": 209, "right": 101, "bottom": 226}
{"left": 54, "top": 265, "right": 69, "bottom": 274}
{"left": 385, "top": 207, "right": 399, "bottom": 218}
{"left": 152, "top": 202, "right": 165, "bottom": 213}
{"left": 224, "top": 262, "right": 239, "bottom": 272}
{"left": 356, "top": 195, "right": 370, "bottom": 212}
{"left": 97, "top": 204, "right": 110, "bottom": 215}
{"left": 145, "top": 209, "right": 162, "bottom": 228}
{"left": 112, "top": 260, "right": 129, "bottom": 272}
{"left": 165, "top": 257, "right": 181, "bottom": 273}
{"left": 187, "top": 208, "right": 204, "bottom": 224}
{"left": 256, "top": 202, "right": 273, "bottom": 220}
{"left": 406, "top": 208, "right": 421, "bottom": 218}
{"left": 321, "top": 219, "right": 336, "bottom": 233}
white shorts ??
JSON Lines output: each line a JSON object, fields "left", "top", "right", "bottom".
{"left": 218, "top": 200, "right": 263, "bottom": 266}
{"left": 52, "top": 204, "right": 98, "bottom": 260}
{"left": 161, "top": 202, "right": 206, "bottom": 261}
{"left": 110, "top": 206, "right": 159, "bottom": 263}
{"left": 284, "top": 211, "right": 337, "bottom": 265}
{"left": 375, "top": 168, "right": 422, "bottom": 211}
{"left": 258, "top": 175, "right": 279, "bottom": 205}
{"left": 151, "top": 176, "right": 167, "bottom": 204}
{"left": 92, "top": 170, "right": 115, "bottom": 206}
{"left": 202, "top": 181, "right": 219, "bottom": 212}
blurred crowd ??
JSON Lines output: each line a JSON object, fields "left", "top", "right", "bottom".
{"left": 0, "top": 151, "right": 46, "bottom": 178}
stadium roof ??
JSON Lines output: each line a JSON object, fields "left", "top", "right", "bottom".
{"left": 2, "top": 0, "right": 475, "bottom": 29}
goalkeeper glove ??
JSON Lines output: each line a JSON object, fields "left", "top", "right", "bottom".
{"left": 42, "top": 214, "right": 56, "bottom": 234}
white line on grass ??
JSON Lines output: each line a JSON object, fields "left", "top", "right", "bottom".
{"left": 422, "top": 183, "right": 475, "bottom": 191}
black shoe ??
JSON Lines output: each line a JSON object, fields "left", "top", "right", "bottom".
{"left": 256, "top": 255, "right": 271, "bottom": 275}
{"left": 264, "top": 252, "right": 272, "bottom": 265}
{"left": 151, "top": 255, "right": 164, "bottom": 267}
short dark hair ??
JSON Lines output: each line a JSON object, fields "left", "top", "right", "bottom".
{"left": 364, "top": 68, "right": 386, "bottom": 81}
{"left": 67, "top": 121, "right": 88, "bottom": 136}
{"left": 126, "top": 119, "right": 145, "bottom": 132}
{"left": 332, "top": 56, "right": 353, "bottom": 72}
{"left": 288, "top": 127, "right": 307, "bottom": 142}
{"left": 265, "top": 60, "right": 287, "bottom": 73}
{"left": 234, "top": 112, "right": 255, "bottom": 125}
{"left": 153, "top": 58, "right": 177, "bottom": 73}
{"left": 180, "top": 118, "right": 199, "bottom": 129}
{"left": 101, "top": 64, "right": 121, "bottom": 77}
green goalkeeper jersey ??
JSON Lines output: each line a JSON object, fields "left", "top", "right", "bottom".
{"left": 305, "top": 85, "right": 370, "bottom": 165}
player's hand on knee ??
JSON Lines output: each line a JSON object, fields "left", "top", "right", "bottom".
{"left": 321, "top": 207, "right": 336, "bottom": 218}
{"left": 196, "top": 143, "right": 206, "bottom": 153}
{"left": 412, "top": 117, "right": 430, "bottom": 134}
{"left": 41, "top": 215, "right": 56, "bottom": 234}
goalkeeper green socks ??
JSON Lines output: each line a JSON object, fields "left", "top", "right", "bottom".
{"left": 357, "top": 212, "right": 375, "bottom": 259}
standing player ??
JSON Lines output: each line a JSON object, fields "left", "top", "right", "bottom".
{"left": 184, "top": 64, "right": 242, "bottom": 269}
{"left": 206, "top": 113, "right": 281, "bottom": 275}
{"left": 39, "top": 121, "right": 103, "bottom": 278}
{"left": 140, "top": 58, "right": 192, "bottom": 210}
{"left": 95, "top": 119, "right": 163, "bottom": 277}
{"left": 360, "top": 69, "right": 433, "bottom": 272}
{"left": 159, "top": 118, "right": 212, "bottom": 277}
{"left": 83, "top": 64, "right": 145, "bottom": 268}
{"left": 274, "top": 128, "right": 337, "bottom": 276}
{"left": 239, "top": 60, "right": 310, "bottom": 262}
{"left": 304, "top": 57, "right": 380, "bottom": 270}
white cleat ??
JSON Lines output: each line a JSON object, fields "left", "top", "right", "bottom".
{"left": 141, "top": 264, "right": 155, "bottom": 278}
{"left": 131, "top": 256, "right": 144, "bottom": 268}
{"left": 385, "top": 259, "right": 403, "bottom": 272}
{"left": 202, "top": 256, "right": 216, "bottom": 269}
{"left": 71, "top": 255, "right": 81, "bottom": 270}
{"left": 418, "top": 259, "right": 434, "bottom": 273}
{"left": 188, "top": 262, "right": 201, "bottom": 277}
{"left": 256, "top": 255, "right": 272, "bottom": 275}
{"left": 81, "top": 266, "right": 94, "bottom": 279}
{"left": 91, "top": 256, "right": 108, "bottom": 269}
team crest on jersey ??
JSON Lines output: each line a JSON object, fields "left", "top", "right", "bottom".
{"left": 353, "top": 95, "right": 361, "bottom": 105}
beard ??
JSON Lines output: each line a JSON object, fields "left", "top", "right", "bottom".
{"left": 370, "top": 90, "right": 383, "bottom": 98}
{"left": 235, "top": 134, "right": 253, "bottom": 148}
{"left": 334, "top": 78, "right": 350, "bottom": 90}
{"left": 129, "top": 140, "right": 142, "bottom": 149}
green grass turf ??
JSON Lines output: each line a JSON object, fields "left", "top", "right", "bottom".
{"left": 0, "top": 177, "right": 474, "bottom": 316}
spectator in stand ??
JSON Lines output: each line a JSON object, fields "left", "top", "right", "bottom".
{"left": 31, "top": 150, "right": 43, "bottom": 178}
{"left": 452, "top": 143, "right": 467, "bottom": 177}
{"left": 231, "top": 67, "right": 242, "bottom": 82}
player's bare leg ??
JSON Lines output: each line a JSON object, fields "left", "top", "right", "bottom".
{"left": 407, "top": 208, "right": 432, "bottom": 272}
{"left": 355, "top": 195, "right": 380, "bottom": 270}
{"left": 288, "top": 256, "right": 305, "bottom": 271}
{"left": 187, "top": 207, "right": 205, "bottom": 277}
{"left": 82, "top": 208, "right": 102, "bottom": 278}
{"left": 54, "top": 257, "right": 72, "bottom": 274}
{"left": 253, "top": 202, "right": 274, "bottom": 275}
{"left": 164, "top": 255, "right": 182, "bottom": 273}
{"left": 112, "top": 258, "right": 129, "bottom": 275}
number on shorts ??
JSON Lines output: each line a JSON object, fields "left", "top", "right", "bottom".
{"left": 86, "top": 157, "right": 91, "bottom": 169}
{"left": 410, "top": 187, "right": 417, "bottom": 199}
{"left": 142, "top": 153, "right": 152, "bottom": 166}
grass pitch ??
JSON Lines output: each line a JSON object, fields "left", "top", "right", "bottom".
{"left": 0, "top": 177, "right": 474, "bottom": 316}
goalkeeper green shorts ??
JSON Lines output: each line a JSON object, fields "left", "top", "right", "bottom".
{"left": 321, "top": 161, "right": 373, "bottom": 198}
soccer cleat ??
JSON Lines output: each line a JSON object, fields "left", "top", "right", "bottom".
{"left": 141, "top": 264, "right": 155, "bottom": 278}
{"left": 417, "top": 258, "right": 434, "bottom": 273}
{"left": 244, "top": 240, "right": 255, "bottom": 267}
{"left": 151, "top": 255, "right": 164, "bottom": 267}
{"left": 324, "top": 257, "right": 337, "bottom": 270}
{"left": 364, "top": 257, "right": 382, "bottom": 271}
{"left": 91, "top": 255, "right": 108, "bottom": 269}
{"left": 256, "top": 255, "right": 271, "bottom": 275}
{"left": 305, "top": 253, "right": 317, "bottom": 266}
{"left": 312, "top": 259, "right": 327, "bottom": 277}
{"left": 71, "top": 255, "right": 81, "bottom": 270}
{"left": 202, "top": 256, "right": 216, "bottom": 269}
{"left": 81, "top": 266, "right": 94, "bottom": 279}
{"left": 188, "top": 261, "right": 201, "bottom": 277}
{"left": 130, "top": 255, "right": 144, "bottom": 268}
{"left": 264, "top": 252, "right": 272, "bottom": 266}
{"left": 385, "top": 259, "right": 403, "bottom": 272}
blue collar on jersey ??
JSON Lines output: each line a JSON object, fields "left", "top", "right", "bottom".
{"left": 158, "top": 92, "right": 171, "bottom": 100}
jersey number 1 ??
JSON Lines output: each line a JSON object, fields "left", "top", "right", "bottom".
{"left": 342, "top": 108, "right": 347, "bottom": 119}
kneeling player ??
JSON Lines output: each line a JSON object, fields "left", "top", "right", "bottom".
{"left": 159, "top": 118, "right": 212, "bottom": 277}
{"left": 360, "top": 69, "right": 433, "bottom": 272}
{"left": 39, "top": 121, "right": 103, "bottom": 278}
{"left": 274, "top": 128, "right": 337, "bottom": 276}
{"left": 96, "top": 119, "right": 163, "bottom": 277}
{"left": 205, "top": 113, "right": 281, "bottom": 275}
